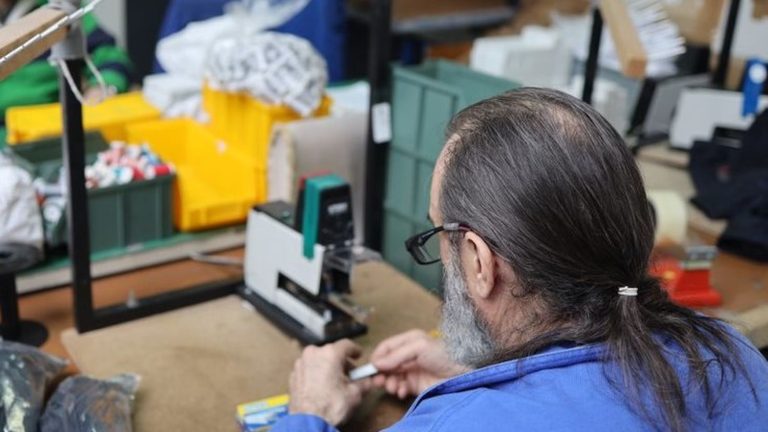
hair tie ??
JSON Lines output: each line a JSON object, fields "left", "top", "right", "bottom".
{"left": 618, "top": 286, "right": 638, "bottom": 297}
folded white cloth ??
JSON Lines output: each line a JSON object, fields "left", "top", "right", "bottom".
{"left": 206, "top": 32, "right": 328, "bottom": 116}
{"left": 0, "top": 152, "right": 43, "bottom": 252}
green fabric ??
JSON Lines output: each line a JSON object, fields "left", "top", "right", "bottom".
{"left": 0, "top": 1, "right": 132, "bottom": 125}
{"left": 302, "top": 175, "right": 345, "bottom": 259}
{"left": 0, "top": 61, "right": 61, "bottom": 122}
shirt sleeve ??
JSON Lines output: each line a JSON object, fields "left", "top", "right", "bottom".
{"left": 271, "top": 414, "right": 339, "bottom": 432}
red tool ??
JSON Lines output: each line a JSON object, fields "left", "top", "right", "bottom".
{"left": 651, "top": 246, "right": 722, "bottom": 308}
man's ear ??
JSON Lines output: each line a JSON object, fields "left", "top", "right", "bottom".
{"left": 461, "top": 232, "right": 496, "bottom": 299}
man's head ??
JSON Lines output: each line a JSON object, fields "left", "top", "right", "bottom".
{"left": 430, "top": 88, "right": 655, "bottom": 367}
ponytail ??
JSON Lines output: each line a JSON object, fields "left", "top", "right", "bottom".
{"left": 605, "top": 276, "right": 753, "bottom": 432}
{"left": 607, "top": 278, "right": 685, "bottom": 431}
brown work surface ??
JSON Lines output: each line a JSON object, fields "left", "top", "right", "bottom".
{"left": 19, "top": 248, "right": 246, "bottom": 371}
{"left": 61, "top": 262, "right": 441, "bottom": 432}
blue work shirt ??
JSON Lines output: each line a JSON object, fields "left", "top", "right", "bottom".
{"left": 272, "top": 327, "right": 768, "bottom": 431}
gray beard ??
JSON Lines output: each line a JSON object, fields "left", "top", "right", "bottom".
{"left": 440, "top": 250, "right": 497, "bottom": 368}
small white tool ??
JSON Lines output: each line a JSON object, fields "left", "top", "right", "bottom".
{"left": 348, "top": 363, "right": 378, "bottom": 381}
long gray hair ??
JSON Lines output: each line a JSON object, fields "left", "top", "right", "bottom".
{"left": 439, "top": 88, "right": 755, "bottom": 432}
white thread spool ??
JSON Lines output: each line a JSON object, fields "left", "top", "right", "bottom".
{"left": 647, "top": 190, "right": 687, "bottom": 247}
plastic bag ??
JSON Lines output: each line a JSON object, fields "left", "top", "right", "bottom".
{"left": 156, "top": 0, "right": 309, "bottom": 79}
{"left": 0, "top": 341, "right": 67, "bottom": 432}
{"left": 206, "top": 32, "right": 328, "bottom": 116}
{"left": 0, "top": 150, "right": 44, "bottom": 251}
{"left": 149, "top": 0, "right": 311, "bottom": 118}
{"left": 40, "top": 373, "right": 140, "bottom": 432}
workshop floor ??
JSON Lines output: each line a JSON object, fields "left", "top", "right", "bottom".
{"left": 18, "top": 248, "right": 244, "bottom": 370}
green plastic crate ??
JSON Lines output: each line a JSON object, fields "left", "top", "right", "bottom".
{"left": 383, "top": 60, "right": 519, "bottom": 292}
{"left": 10, "top": 132, "right": 108, "bottom": 181}
{"left": 65, "top": 176, "right": 175, "bottom": 252}
{"left": 10, "top": 134, "right": 175, "bottom": 253}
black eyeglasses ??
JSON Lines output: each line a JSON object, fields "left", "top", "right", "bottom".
{"left": 404, "top": 223, "right": 469, "bottom": 265}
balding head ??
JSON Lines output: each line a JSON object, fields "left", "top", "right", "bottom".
{"left": 432, "top": 88, "right": 656, "bottom": 360}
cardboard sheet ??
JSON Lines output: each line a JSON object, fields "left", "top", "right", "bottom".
{"left": 62, "top": 262, "right": 441, "bottom": 432}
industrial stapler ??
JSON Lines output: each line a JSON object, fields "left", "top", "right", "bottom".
{"left": 239, "top": 174, "right": 376, "bottom": 344}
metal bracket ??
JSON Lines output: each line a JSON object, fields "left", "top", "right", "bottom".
{"left": 48, "top": 0, "right": 86, "bottom": 61}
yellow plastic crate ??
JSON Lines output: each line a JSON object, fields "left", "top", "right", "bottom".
{"left": 5, "top": 92, "right": 161, "bottom": 144}
{"left": 126, "top": 119, "right": 266, "bottom": 232}
{"left": 202, "top": 84, "right": 332, "bottom": 168}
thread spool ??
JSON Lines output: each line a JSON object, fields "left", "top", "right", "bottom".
{"left": 647, "top": 190, "right": 687, "bottom": 247}
{"left": 115, "top": 166, "right": 134, "bottom": 185}
{"left": 42, "top": 197, "right": 66, "bottom": 224}
{"left": 146, "top": 163, "right": 173, "bottom": 179}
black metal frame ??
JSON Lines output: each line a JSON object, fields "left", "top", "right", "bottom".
{"left": 65, "top": 0, "right": 398, "bottom": 332}
{"left": 582, "top": 7, "right": 603, "bottom": 105}
{"left": 363, "top": 0, "right": 392, "bottom": 252}
{"left": 583, "top": 0, "right": 743, "bottom": 104}
{"left": 1, "top": 273, "right": 49, "bottom": 346}
{"left": 60, "top": 60, "right": 237, "bottom": 333}
{"left": 712, "top": 0, "right": 741, "bottom": 88}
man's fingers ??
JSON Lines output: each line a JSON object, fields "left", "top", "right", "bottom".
{"left": 372, "top": 374, "right": 387, "bottom": 388}
{"left": 347, "top": 381, "right": 363, "bottom": 403}
{"left": 351, "top": 379, "right": 370, "bottom": 397}
{"left": 331, "top": 339, "right": 363, "bottom": 360}
{"left": 372, "top": 338, "right": 427, "bottom": 372}
{"left": 397, "top": 382, "right": 409, "bottom": 400}
{"left": 371, "top": 329, "right": 427, "bottom": 360}
{"left": 385, "top": 375, "right": 401, "bottom": 395}
{"left": 360, "top": 377, "right": 373, "bottom": 392}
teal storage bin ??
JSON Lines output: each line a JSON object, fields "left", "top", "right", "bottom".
{"left": 10, "top": 132, "right": 108, "bottom": 181}
{"left": 76, "top": 176, "right": 175, "bottom": 252}
{"left": 384, "top": 60, "right": 520, "bottom": 292}
{"left": 10, "top": 133, "right": 175, "bottom": 253}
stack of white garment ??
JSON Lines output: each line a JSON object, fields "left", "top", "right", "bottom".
{"left": 205, "top": 32, "right": 328, "bottom": 116}
{"left": 0, "top": 151, "right": 43, "bottom": 252}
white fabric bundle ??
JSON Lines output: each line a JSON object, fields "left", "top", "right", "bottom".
{"left": 0, "top": 152, "right": 43, "bottom": 251}
{"left": 149, "top": 0, "right": 312, "bottom": 118}
{"left": 205, "top": 32, "right": 328, "bottom": 116}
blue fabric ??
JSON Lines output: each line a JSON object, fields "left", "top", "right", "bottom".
{"left": 271, "top": 413, "right": 336, "bottom": 431}
{"left": 272, "top": 325, "right": 768, "bottom": 431}
{"left": 153, "top": 0, "right": 345, "bottom": 81}
{"left": 742, "top": 58, "right": 767, "bottom": 117}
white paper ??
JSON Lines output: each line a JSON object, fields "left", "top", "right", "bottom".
{"left": 372, "top": 102, "right": 392, "bottom": 144}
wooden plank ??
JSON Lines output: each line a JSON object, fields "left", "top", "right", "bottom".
{"left": 754, "top": 0, "right": 768, "bottom": 19}
{"left": 636, "top": 143, "right": 689, "bottom": 169}
{"left": 600, "top": 0, "right": 648, "bottom": 79}
{"left": 0, "top": 8, "right": 68, "bottom": 80}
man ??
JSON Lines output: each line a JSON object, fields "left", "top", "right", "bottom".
{"left": 0, "top": 0, "right": 132, "bottom": 144}
{"left": 274, "top": 89, "right": 768, "bottom": 431}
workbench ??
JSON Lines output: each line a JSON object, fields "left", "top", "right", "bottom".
{"left": 58, "top": 252, "right": 768, "bottom": 432}
{"left": 61, "top": 261, "right": 440, "bottom": 432}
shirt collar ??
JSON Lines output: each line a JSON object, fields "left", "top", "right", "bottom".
{"left": 405, "top": 343, "right": 607, "bottom": 415}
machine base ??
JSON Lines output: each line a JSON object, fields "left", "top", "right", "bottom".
{"left": 237, "top": 285, "right": 367, "bottom": 346}
{"left": 3, "top": 321, "right": 49, "bottom": 347}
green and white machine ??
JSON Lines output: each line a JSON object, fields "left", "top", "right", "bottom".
{"left": 241, "top": 174, "right": 376, "bottom": 344}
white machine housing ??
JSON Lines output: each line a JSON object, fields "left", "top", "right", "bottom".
{"left": 244, "top": 208, "right": 332, "bottom": 338}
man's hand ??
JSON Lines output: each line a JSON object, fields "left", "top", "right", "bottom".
{"left": 370, "top": 329, "right": 469, "bottom": 399}
{"left": 288, "top": 339, "right": 371, "bottom": 426}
